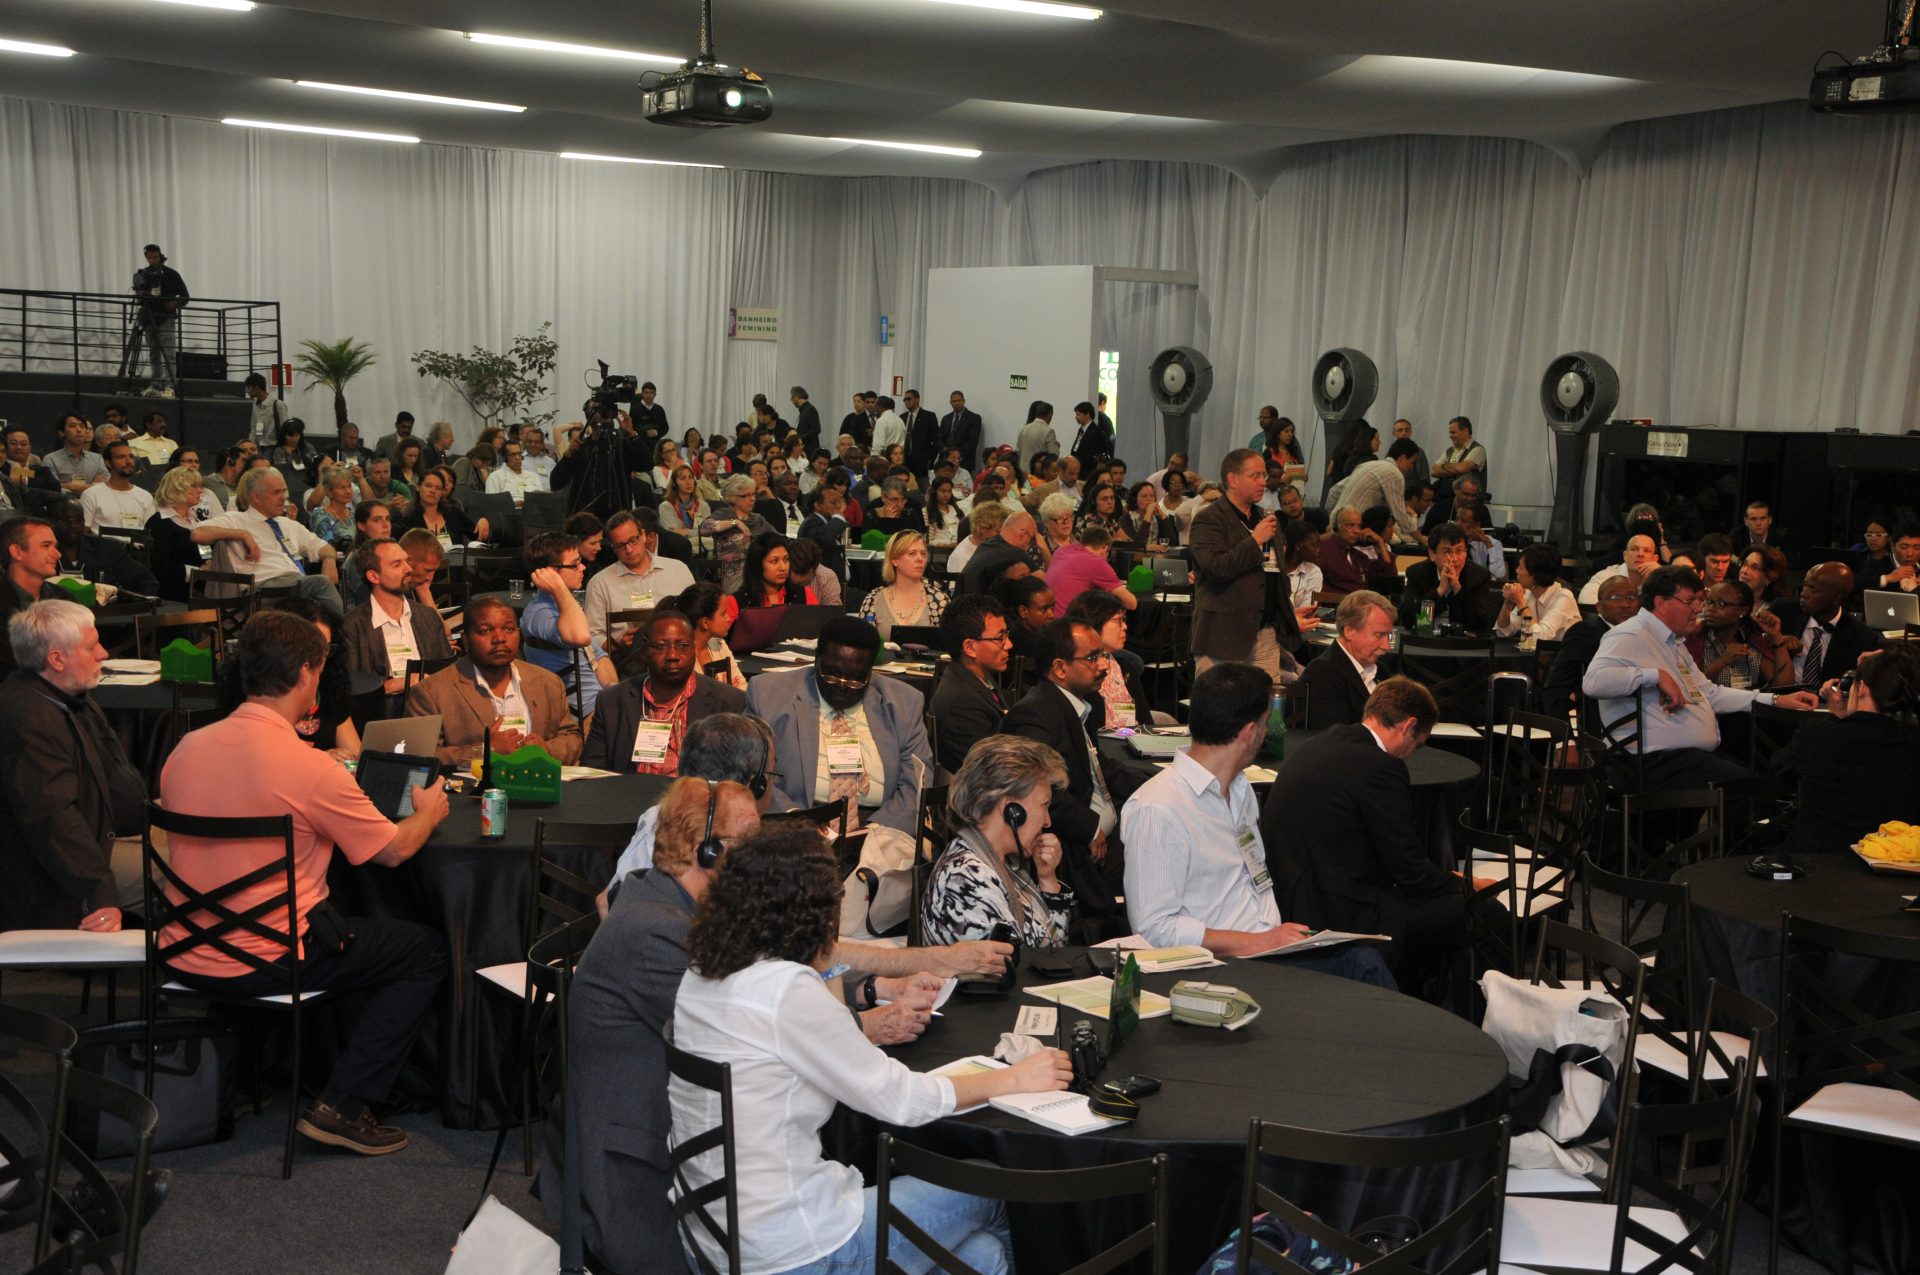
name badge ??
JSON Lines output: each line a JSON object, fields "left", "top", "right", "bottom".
{"left": 627, "top": 590, "right": 654, "bottom": 610}
{"left": 827, "top": 735, "right": 864, "bottom": 775}
{"left": 386, "top": 641, "right": 414, "bottom": 678}
{"left": 1237, "top": 825, "right": 1273, "bottom": 895}
{"left": 1676, "top": 663, "right": 1706, "bottom": 705}
{"left": 1112, "top": 700, "right": 1137, "bottom": 729}
{"left": 631, "top": 720, "right": 674, "bottom": 766}
{"left": 122, "top": 512, "right": 143, "bottom": 528}
{"left": 497, "top": 714, "right": 530, "bottom": 735}
{"left": 435, "top": 529, "right": 453, "bottom": 548}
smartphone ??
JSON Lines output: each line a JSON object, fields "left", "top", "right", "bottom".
{"left": 1106, "top": 1075, "right": 1162, "bottom": 1098}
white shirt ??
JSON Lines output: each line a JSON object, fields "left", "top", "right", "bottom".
{"left": 1582, "top": 609, "right": 1773, "bottom": 755}
{"left": 1496, "top": 580, "right": 1581, "bottom": 641}
{"left": 1287, "top": 561, "right": 1323, "bottom": 610}
{"left": 582, "top": 555, "right": 697, "bottom": 649}
{"left": 80, "top": 482, "right": 155, "bottom": 532}
{"left": 1333, "top": 458, "right": 1420, "bottom": 540}
{"left": 1339, "top": 638, "right": 1380, "bottom": 695}
{"left": 371, "top": 595, "right": 418, "bottom": 679}
{"left": 127, "top": 434, "right": 175, "bottom": 464}
{"left": 1791, "top": 609, "right": 1842, "bottom": 682}
{"left": 670, "top": 961, "right": 954, "bottom": 1274}
{"left": 811, "top": 691, "right": 886, "bottom": 808}
{"left": 1577, "top": 562, "right": 1628, "bottom": 606}
{"left": 485, "top": 465, "right": 547, "bottom": 504}
{"left": 205, "top": 505, "right": 328, "bottom": 578}
{"left": 871, "top": 413, "right": 906, "bottom": 454}
{"left": 947, "top": 538, "right": 982, "bottom": 573}
{"left": 520, "top": 452, "right": 556, "bottom": 481}
{"left": 474, "top": 662, "right": 530, "bottom": 733}
{"left": 1057, "top": 685, "right": 1117, "bottom": 837}
{"left": 1121, "top": 748, "right": 1281, "bottom": 948}
{"left": 609, "top": 806, "right": 660, "bottom": 884}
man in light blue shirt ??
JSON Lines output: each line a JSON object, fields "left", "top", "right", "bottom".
{"left": 519, "top": 532, "right": 616, "bottom": 717}
{"left": 1454, "top": 501, "right": 1507, "bottom": 582}
{"left": 1583, "top": 565, "right": 1818, "bottom": 790}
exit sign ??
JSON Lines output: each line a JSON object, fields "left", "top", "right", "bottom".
{"left": 1009, "top": 374, "right": 1028, "bottom": 390}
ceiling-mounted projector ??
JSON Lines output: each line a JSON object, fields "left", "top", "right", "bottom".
{"left": 643, "top": 0, "right": 772, "bottom": 127}
{"left": 1809, "top": 5, "right": 1919, "bottom": 115}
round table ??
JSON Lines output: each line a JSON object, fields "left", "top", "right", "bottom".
{"left": 328, "top": 772, "right": 671, "bottom": 1127}
{"left": 1675, "top": 853, "right": 1920, "bottom": 1274}
{"left": 869, "top": 955, "right": 1508, "bottom": 1273}
{"left": 1099, "top": 729, "right": 1481, "bottom": 790}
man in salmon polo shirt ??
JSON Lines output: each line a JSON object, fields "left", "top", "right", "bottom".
{"left": 158, "top": 610, "right": 452, "bottom": 1156}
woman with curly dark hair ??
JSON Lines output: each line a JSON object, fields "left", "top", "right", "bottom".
{"left": 672, "top": 827, "right": 1072, "bottom": 1275}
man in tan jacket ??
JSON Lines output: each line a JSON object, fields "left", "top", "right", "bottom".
{"left": 404, "top": 596, "right": 582, "bottom": 767}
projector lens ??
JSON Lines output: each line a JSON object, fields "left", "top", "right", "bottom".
{"left": 723, "top": 88, "right": 743, "bottom": 110}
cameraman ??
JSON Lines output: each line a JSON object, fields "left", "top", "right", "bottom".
{"left": 131, "top": 244, "right": 189, "bottom": 399}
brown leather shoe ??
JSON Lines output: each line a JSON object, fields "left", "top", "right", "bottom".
{"left": 295, "top": 1101, "right": 409, "bottom": 1155}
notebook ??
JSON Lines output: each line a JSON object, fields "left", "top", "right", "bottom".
{"left": 1125, "top": 732, "right": 1185, "bottom": 760}
{"left": 1863, "top": 589, "right": 1920, "bottom": 632}
{"left": 929, "top": 1055, "right": 1008, "bottom": 1115}
{"left": 988, "top": 1091, "right": 1128, "bottom": 1136}
{"left": 1251, "top": 929, "right": 1392, "bottom": 957}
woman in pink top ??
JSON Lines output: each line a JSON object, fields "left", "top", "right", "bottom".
{"left": 1045, "top": 520, "right": 1138, "bottom": 617}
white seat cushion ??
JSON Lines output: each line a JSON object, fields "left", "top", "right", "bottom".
{"left": 0, "top": 930, "right": 145, "bottom": 966}
{"left": 1429, "top": 721, "right": 1483, "bottom": 739}
{"left": 1635, "top": 1031, "right": 1765, "bottom": 1083}
{"left": 1486, "top": 723, "right": 1558, "bottom": 741}
{"left": 1501, "top": 1196, "right": 1697, "bottom": 1271}
{"left": 160, "top": 978, "right": 326, "bottom": 1005}
{"left": 1504, "top": 1166, "right": 1603, "bottom": 1196}
{"left": 1786, "top": 1082, "right": 1920, "bottom": 1145}
{"left": 476, "top": 961, "right": 551, "bottom": 1002}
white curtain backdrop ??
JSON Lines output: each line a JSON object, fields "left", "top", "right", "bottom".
{"left": 3, "top": 94, "right": 1917, "bottom": 509}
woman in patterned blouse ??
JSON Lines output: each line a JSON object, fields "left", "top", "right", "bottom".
{"left": 922, "top": 735, "right": 1075, "bottom": 950}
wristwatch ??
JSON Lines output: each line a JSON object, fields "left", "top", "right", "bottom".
{"left": 859, "top": 974, "right": 879, "bottom": 1010}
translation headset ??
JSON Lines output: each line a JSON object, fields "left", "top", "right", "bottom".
{"left": 696, "top": 780, "right": 725, "bottom": 870}
{"left": 1003, "top": 800, "right": 1030, "bottom": 871}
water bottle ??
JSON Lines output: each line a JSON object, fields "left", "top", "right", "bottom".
{"left": 1265, "top": 690, "right": 1289, "bottom": 760}
{"left": 1416, "top": 599, "right": 1435, "bottom": 636}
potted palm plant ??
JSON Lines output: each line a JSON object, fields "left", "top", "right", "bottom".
{"left": 294, "top": 337, "right": 378, "bottom": 429}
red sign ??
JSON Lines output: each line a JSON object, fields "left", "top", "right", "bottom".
{"left": 269, "top": 363, "right": 294, "bottom": 387}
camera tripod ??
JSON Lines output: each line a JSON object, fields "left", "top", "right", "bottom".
{"left": 565, "top": 406, "right": 637, "bottom": 521}
{"left": 115, "top": 304, "right": 179, "bottom": 395}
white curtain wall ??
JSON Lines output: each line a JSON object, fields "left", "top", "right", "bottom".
{"left": 4, "top": 94, "right": 1917, "bottom": 508}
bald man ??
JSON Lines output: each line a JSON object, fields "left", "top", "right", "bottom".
{"left": 1763, "top": 561, "right": 1883, "bottom": 690}
{"left": 961, "top": 510, "right": 1041, "bottom": 596}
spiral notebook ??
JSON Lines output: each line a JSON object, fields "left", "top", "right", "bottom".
{"left": 988, "top": 1091, "right": 1126, "bottom": 1136}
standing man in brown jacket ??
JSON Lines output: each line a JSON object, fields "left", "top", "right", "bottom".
{"left": 1187, "top": 448, "right": 1315, "bottom": 683}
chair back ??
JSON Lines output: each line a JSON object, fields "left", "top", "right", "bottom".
{"left": 131, "top": 609, "right": 221, "bottom": 666}
{"left": 96, "top": 527, "right": 152, "bottom": 567}
{"left": 1238, "top": 1116, "right": 1511, "bottom": 1275}
{"left": 0, "top": 1004, "right": 77, "bottom": 1256}
{"left": 1529, "top": 918, "right": 1646, "bottom": 1143}
{"left": 141, "top": 802, "right": 302, "bottom": 993}
{"left": 1486, "top": 707, "right": 1571, "bottom": 838}
{"left": 1622, "top": 787, "right": 1723, "bottom": 881}
{"left": 877, "top": 1133, "right": 1171, "bottom": 1275}
{"left": 1774, "top": 913, "right": 1920, "bottom": 1112}
{"left": 526, "top": 819, "right": 633, "bottom": 952}
{"left": 404, "top": 655, "right": 458, "bottom": 693}
{"left": 1397, "top": 635, "right": 1497, "bottom": 724}
{"left": 909, "top": 783, "right": 951, "bottom": 946}
{"left": 665, "top": 1045, "right": 742, "bottom": 1275}
{"left": 1606, "top": 1058, "right": 1759, "bottom": 1275}
{"left": 456, "top": 548, "right": 520, "bottom": 605}
{"left": 1580, "top": 692, "right": 1645, "bottom": 793}
{"left": 39, "top": 1068, "right": 160, "bottom": 1275}
{"left": 1458, "top": 815, "right": 1568, "bottom": 978}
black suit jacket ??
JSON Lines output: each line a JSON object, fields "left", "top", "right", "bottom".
{"left": 1397, "top": 560, "right": 1500, "bottom": 635}
{"left": 1790, "top": 712, "right": 1920, "bottom": 855}
{"left": 839, "top": 411, "right": 873, "bottom": 450}
{"left": 629, "top": 401, "right": 669, "bottom": 447}
{"left": 929, "top": 667, "right": 1008, "bottom": 775}
{"left": 1300, "top": 644, "right": 1374, "bottom": 730}
{"left": 568, "top": 867, "right": 696, "bottom": 1271}
{"left": 905, "top": 409, "right": 942, "bottom": 475}
{"left": 1259, "top": 723, "right": 1457, "bottom": 939}
{"left": 580, "top": 675, "right": 746, "bottom": 772}
{"left": 794, "top": 400, "right": 822, "bottom": 451}
{"left": 754, "top": 496, "right": 807, "bottom": 537}
{"left": 1766, "top": 602, "right": 1883, "bottom": 686}
{"left": 1067, "top": 419, "right": 1115, "bottom": 471}
{"left": 999, "top": 681, "right": 1120, "bottom": 918}
{"left": 942, "top": 410, "right": 982, "bottom": 471}
{"left": 1544, "top": 615, "right": 1607, "bottom": 719}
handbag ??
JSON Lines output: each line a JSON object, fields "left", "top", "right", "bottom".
{"left": 71, "top": 1018, "right": 236, "bottom": 1157}
{"left": 840, "top": 822, "right": 918, "bottom": 939}
{"left": 1479, "top": 970, "right": 1629, "bottom": 1147}
{"left": 445, "top": 1197, "right": 560, "bottom": 1275}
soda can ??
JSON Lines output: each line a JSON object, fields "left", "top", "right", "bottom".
{"left": 480, "top": 788, "right": 508, "bottom": 839}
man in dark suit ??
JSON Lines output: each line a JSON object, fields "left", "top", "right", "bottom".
{"left": 1765, "top": 561, "right": 1882, "bottom": 690}
{"left": 941, "top": 391, "right": 982, "bottom": 472}
{"left": 1190, "top": 448, "right": 1305, "bottom": 682}
{"left": 1543, "top": 574, "right": 1640, "bottom": 720}
{"left": 789, "top": 386, "right": 822, "bottom": 454}
{"left": 999, "top": 618, "right": 1125, "bottom": 932}
{"left": 930, "top": 595, "right": 1013, "bottom": 775}
{"left": 1065, "top": 400, "right": 1113, "bottom": 474}
{"left": 628, "top": 381, "right": 669, "bottom": 457}
{"left": 582, "top": 611, "right": 746, "bottom": 773}
{"left": 755, "top": 471, "right": 807, "bottom": 537}
{"left": 903, "top": 388, "right": 941, "bottom": 478}
{"left": 1397, "top": 522, "right": 1500, "bottom": 635}
{"left": 744, "top": 615, "right": 932, "bottom": 835}
{"left": 568, "top": 777, "right": 762, "bottom": 1270}
{"left": 1739, "top": 500, "right": 1781, "bottom": 549}
{"left": 1422, "top": 472, "right": 1484, "bottom": 535}
{"left": 839, "top": 392, "right": 875, "bottom": 451}
{"left": 1260, "top": 677, "right": 1490, "bottom": 983}
{"left": 1299, "top": 589, "right": 1395, "bottom": 729}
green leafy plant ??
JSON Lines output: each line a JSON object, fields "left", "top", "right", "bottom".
{"left": 293, "top": 337, "right": 378, "bottom": 429}
{"left": 410, "top": 322, "right": 559, "bottom": 434}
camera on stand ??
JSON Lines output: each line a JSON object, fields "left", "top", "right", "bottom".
{"left": 568, "top": 359, "right": 641, "bottom": 519}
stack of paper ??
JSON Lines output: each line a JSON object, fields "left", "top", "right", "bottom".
{"left": 1024, "top": 976, "right": 1171, "bottom": 1021}
{"left": 1092, "top": 936, "right": 1221, "bottom": 973}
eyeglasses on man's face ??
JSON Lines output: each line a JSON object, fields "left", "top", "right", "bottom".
{"left": 818, "top": 671, "right": 872, "bottom": 692}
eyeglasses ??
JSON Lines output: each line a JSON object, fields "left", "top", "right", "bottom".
{"left": 1700, "top": 598, "right": 1744, "bottom": 610}
{"left": 558, "top": 559, "right": 584, "bottom": 571}
{"left": 970, "top": 630, "right": 1014, "bottom": 646}
{"left": 647, "top": 639, "right": 694, "bottom": 653}
{"left": 818, "top": 671, "right": 872, "bottom": 692}
{"left": 1669, "top": 593, "right": 1704, "bottom": 611}
{"left": 1064, "top": 650, "right": 1111, "bottom": 665}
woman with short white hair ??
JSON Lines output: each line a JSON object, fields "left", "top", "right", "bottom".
{"left": 923, "top": 735, "right": 1075, "bottom": 948}
{"left": 148, "top": 465, "right": 210, "bottom": 601}
{"left": 698, "top": 474, "right": 777, "bottom": 594}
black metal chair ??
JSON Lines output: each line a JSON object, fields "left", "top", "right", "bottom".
{"left": 0, "top": 1003, "right": 77, "bottom": 1258}
{"left": 139, "top": 802, "right": 319, "bottom": 1179}
{"left": 131, "top": 608, "right": 221, "bottom": 667}
{"left": 877, "top": 1133, "right": 1170, "bottom": 1274}
{"left": 1236, "top": 1115, "right": 1512, "bottom": 1275}
{"left": 1621, "top": 787, "right": 1722, "bottom": 882}
{"left": 1485, "top": 706, "right": 1572, "bottom": 838}
{"left": 1581, "top": 692, "right": 1646, "bottom": 797}
{"left": 1397, "top": 634, "right": 1498, "bottom": 725}
{"left": 1578, "top": 854, "right": 1697, "bottom": 1084}
{"left": 1768, "top": 913, "right": 1920, "bottom": 1275}
{"left": 1460, "top": 815, "right": 1570, "bottom": 979}
{"left": 908, "top": 783, "right": 951, "bottom": 946}
{"left": 37, "top": 1067, "right": 162, "bottom": 1274}
{"left": 666, "top": 1044, "right": 741, "bottom": 1275}
{"left": 472, "top": 817, "right": 633, "bottom": 1176}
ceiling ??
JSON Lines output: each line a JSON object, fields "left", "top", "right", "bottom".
{"left": 0, "top": 0, "right": 1890, "bottom": 192}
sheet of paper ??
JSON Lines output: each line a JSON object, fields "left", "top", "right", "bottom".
{"left": 1250, "top": 930, "right": 1392, "bottom": 957}
{"left": 1024, "top": 975, "right": 1171, "bottom": 1021}
{"left": 560, "top": 766, "right": 624, "bottom": 781}
{"left": 1089, "top": 937, "right": 1220, "bottom": 973}
{"left": 1013, "top": 1005, "right": 1058, "bottom": 1038}
{"left": 758, "top": 650, "right": 814, "bottom": 664}
{"left": 929, "top": 1055, "right": 1009, "bottom": 1115}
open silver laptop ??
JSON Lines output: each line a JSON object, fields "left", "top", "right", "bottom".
{"left": 1863, "top": 589, "right": 1920, "bottom": 632}
{"left": 361, "top": 715, "right": 442, "bottom": 757}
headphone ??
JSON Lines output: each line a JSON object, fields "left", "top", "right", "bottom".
{"left": 696, "top": 780, "right": 725, "bottom": 870}
{"left": 1003, "top": 800, "right": 1030, "bottom": 868}
{"left": 745, "top": 724, "right": 771, "bottom": 800}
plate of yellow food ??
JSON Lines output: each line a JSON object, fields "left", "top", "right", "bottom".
{"left": 1852, "top": 822, "right": 1920, "bottom": 875}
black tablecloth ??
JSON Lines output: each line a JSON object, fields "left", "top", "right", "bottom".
{"left": 1098, "top": 730, "right": 1479, "bottom": 791}
{"left": 1677, "top": 853, "right": 1920, "bottom": 1275}
{"left": 328, "top": 773, "right": 670, "bottom": 1127}
{"left": 842, "top": 955, "right": 1509, "bottom": 1273}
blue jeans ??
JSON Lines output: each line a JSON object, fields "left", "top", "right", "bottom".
{"left": 1287, "top": 943, "right": 1399, "bottom": 990}
{"left": 758, "top": 1177, "right": 1012, "bottom": 1275}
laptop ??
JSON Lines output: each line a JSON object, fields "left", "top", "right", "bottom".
{"left": 1864, "top": 589, "right": 1920, "bottom": 632}
{"left": 890, "top": 624, "right": 944, "bottom": 653}
{"left": 1126, "top": 732, "right": 1185, "bottom": 760}
{"left": 361, "top": 715, "right": 442, "bottom": 757}
{"left": 728, "top": 605, "right": 787, "bottom": 654}
{"left": 1149, "top": 556, "right": 1191, "bottom": 591}
{"left": 355, "top": 750, "right": 442, "bottom": 820}
{"left": 776, "top": 604, "right": 842, "bottom": 642}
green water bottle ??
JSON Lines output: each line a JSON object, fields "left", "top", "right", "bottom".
{"left": 1265, "top": 689, "right": 1289, "bottom": 760}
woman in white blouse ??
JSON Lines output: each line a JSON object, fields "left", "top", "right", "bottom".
{"left": 671, "top": 828, "right": 1072, "bottom": 1275}
{"left": 1282, "top": 520, "right": 1323, "bottom": 610}
{"left": 1496, "top": 544, "right": 1582, "bottom": 641}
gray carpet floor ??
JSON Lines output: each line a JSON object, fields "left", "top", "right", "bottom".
{"left": 0, "top": 964, "right": 1835, "bottom": 1275}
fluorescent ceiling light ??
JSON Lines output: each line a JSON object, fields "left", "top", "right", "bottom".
{"left": 829, "top": 137, "right": 982, "bottom": 158}
{"left": 0, "top": 37, "right": 75, "bottom": 57}
{"left": 927, "top": 0, "right": 1100, "bottom": 18}
{"left": 561, "top": 151, "right": 724, "bottom": 170}
{"left": 465, "top": 32, "right": 683, "bottom": 65}
{"left": 148, "top": 0, "right": 255, "bottom": 10}
{"left": 1324, "top": 55, "right": 1632, "bottom": 92}
{"left": 223, "top": 118, "right": 420, "bottom": 143}
{"left": 297, "top": 81, "right": 525, "bottom": 113}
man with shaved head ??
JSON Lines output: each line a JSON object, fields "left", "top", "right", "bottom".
{"left": 1764, "top": 561, "right": 1883, "bottom": 690}
{"left": 961, "top": 509, "right": 1040, "bottom": 596}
